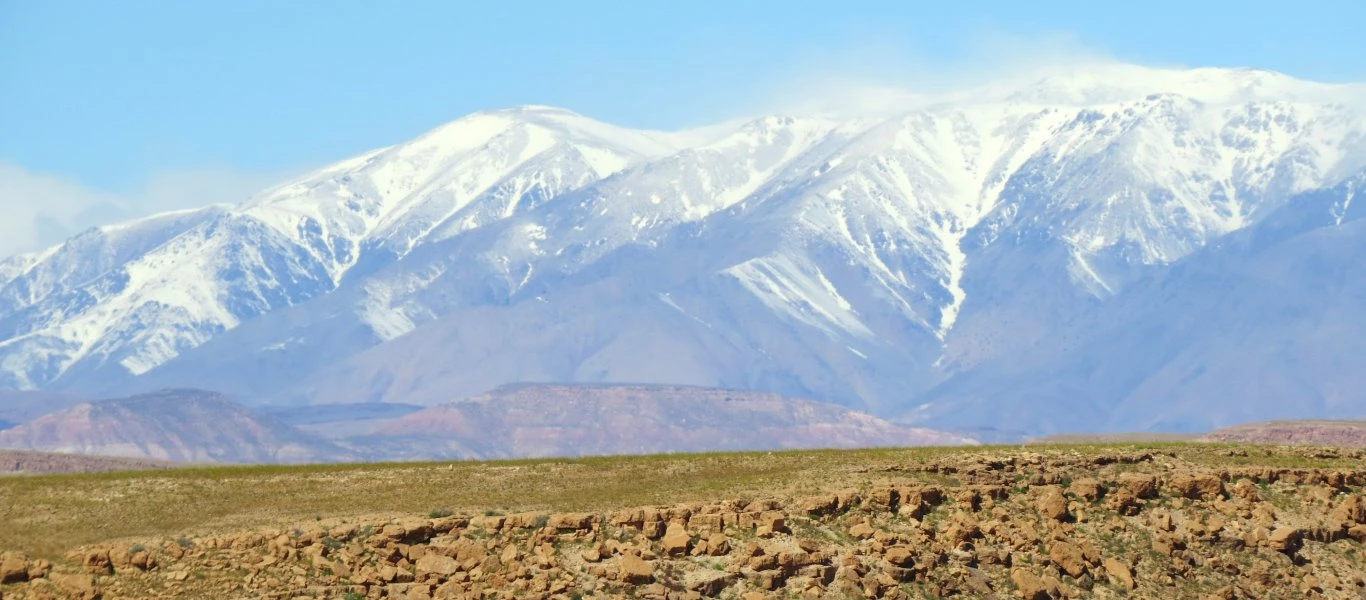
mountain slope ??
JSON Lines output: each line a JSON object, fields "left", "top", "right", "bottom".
{"left": 3, "top": 66, "right": 1366, "bottom": 434}
{"left": 910, "top": 170, "right": 1366, "bottom": 434}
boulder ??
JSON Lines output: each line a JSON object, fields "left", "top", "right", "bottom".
{"left": 1102, "top": 558, "right": 1135, "bottom": 590}
{"left": 1170, "top": 473, "right": 1225, "bottom": 500}
{"left": 1069, "top": 478, "right": 1106, "bottom": 501}
{"left": 618, "top": 553, "right": 655, "bottom": 584}
{"left": 1010, "top": 568, "right": 1059, "bottom": 600}
{"left": 1048, "top": 541, "right": 1087, "bottom": 578}
{"left": 1037, "top": 490, "right": 1070, "bottom": 521}
{"left": 1268, "top": 527, "right": 1302, "bottom": 554}
{"left": 0, "top": 552, "right": 27, "bottom": 584}
{"left": 415, "top": 554, "right": 461, "bottom": 577}
{"left": 662, "top": 522, "right": 692, "bottom": 556}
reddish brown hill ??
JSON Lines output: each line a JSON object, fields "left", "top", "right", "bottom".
{"left": 1201, "top": 419, "right": 1366, "bottom": 447}
{"left": 365, "top": 383, "right": 974, "bottom": 460}
{"left": 0, "top": 389, "right": 353, "bottom": 464}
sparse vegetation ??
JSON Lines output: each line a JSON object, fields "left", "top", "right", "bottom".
{"left": 0, "top": 443, "right": 1364, "bottom": 599}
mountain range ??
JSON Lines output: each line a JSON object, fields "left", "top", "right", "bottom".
{"left": 2, "top": 64, "right": 1364, "bottom": 436}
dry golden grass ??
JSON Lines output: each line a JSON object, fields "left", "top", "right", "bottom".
{"left": 1, "top": 443, "right": 1359, "bottom": 560}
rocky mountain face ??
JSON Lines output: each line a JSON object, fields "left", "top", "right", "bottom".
{"left": 0, "top": 389, "right": 350, "bottom": 463}
{"left": 354, "top": 384, "right": 972, "bottom": 460}
{"left": 2, "top": 65, "right": 1365, "bottom": 435}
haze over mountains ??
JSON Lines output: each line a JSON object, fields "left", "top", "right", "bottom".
{"left": 2, "top": 65, "right": 1364, "bottom": 437}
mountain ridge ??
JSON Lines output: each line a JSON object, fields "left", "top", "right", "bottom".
{"left": 3, "top": 65, "right": 1365, "bottom": 434}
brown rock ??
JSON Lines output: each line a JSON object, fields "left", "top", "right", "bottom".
{"left": 662, "top": 522, "right": 692, "bottom": 556}
{"left": 759, "top": 511, "right": 787, "bottom": 533}
{"left": 1069, "top": 478, "right": 1105, "bottom": 501}
{"left": 1048, "top": 541, "right": 1086, "bottom": 578}
{"left": 1037, "top": 490, "right": 1070, "bottom": 521}
{"left": 1231, "top": 479, "right": 1261, "bottom": 502}
{"left": 581, "top": 542, "right": 605, "bottom": 562}
{"left": 548, "top": 512, "right": 597, "bottom": 531}
{"left": 688, "top": 571, "right": 737, "bottom": 596}
{"left": 82, "top": 550, "right": 112, "bottom": 575}
{"left": 1331, "top": 494, "right": 1366, "bottom": 525}
{"left": 1119, "top": 473, "right": 1160, "bottom": 499}
{"left": 884, "top": 546, "right": 915, "bottom": 568}
{"left": 704, "top": 532, "right": 731, "bottom": 556}
{"left": 0, "top": 553, "right": 27, "bottom": 584}
{"left": 1170, "top": 473, "right": 1225, "bottom": 500}
{"left": 1102, "top": 557, "right": 1135, "bottom": 590}
{"left": 25, "top": 559, "right": 51, "bottom": 580}
{"left": 618, "top": 553, "right": 655, "bottom": 584}
{"left": 801, "top": 496, "right": 840, "bottom": 517}
{"left": 1268, "top": 526, "right": 1302, "bottom": 554}
{"left": 1348, "top": 523, "right": 1366, "bottom": 542}
{"left": 416, "top": 553, "right": 461, "bottom": 577}
{"left": 1010, "top": 568, "right": 1059, "bottom": 600}
{"left": 848, "top": 522, "right": 876, "bottom": 539}
{"left": 49, "top": 573, "right": 100, "bottom": 600}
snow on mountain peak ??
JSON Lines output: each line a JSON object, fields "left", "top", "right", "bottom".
{"left": 4, "top": 65, "right": 1366, "bottom": 399}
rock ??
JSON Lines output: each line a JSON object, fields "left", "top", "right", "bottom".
{"left": 1070, "top": 478, "right": 1105, "bottom": 501}
{"left": 416, "top": 553, "right": 461, "bottom": 576}
{"left": 0, "top": 553, "right": 27, "bottom": 584}
{"left": 1348, "top": 524, "right": 1366, "bottom": 542}
{"left": 662, "top": 522, "right": 692, "bottom": 556}
{"left": 760, "top": 511, "right": 787, "bottom": 533}
{"left": 1232, "top": 479, "right": 1261, "bottom": 502}
{"left": 884, "top": 546, "right": 915, "bottom": 568}
{"left": 581, "top": 542, "right": 606, "bottom": 562}
{"left": 849, "top": 522, "right": 876, "bottom": 540}
{"left": 1170, "top": 473, "right": 1225, "bottom": 500}
{"left": 704, "top": 532, "right": 731, "bottom": 556}
{"left": 49, "top": 573, "right": 100, "bottom": 600}
{"left": 1331, "top": 495, "right": 1366, "bottom": 525}
{"left": 801, "top": 496, "right": 840, "bottom": 517}
{"left": 548, "top": 512, "right": 597, "bottom": 531}
{"left": 25, "top": 559, "right": 51, "bottom": 581}
{"left": 1119, "top": 473, "right": 1160, "bottom": 499}
{"left": 618, "top": 553, "right": 655, "bottom": 584}
{"left": 1268, "top": 527, "right": 1302, "bottom": 554}
{"left": 82, "top": 550, "right": 112, "bottom": 575}
{"left": 1048, "top": 541, "right": 1087, "bottom": 578}
{"left": 1037, "top": 490, "right": 1070, "bottom": 521}
{"left": 1010, "top": 568, "right": 1059, "bottom": 600}
{"left": 1102, "top": 558, "right": 1135, "bottom": 590}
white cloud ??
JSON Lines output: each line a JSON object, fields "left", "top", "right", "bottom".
{"left": 729, "top": 29, "right": 1134, "bottom": 118}
{"left": 0, "top": 163, "right": 287, "bottom": 259}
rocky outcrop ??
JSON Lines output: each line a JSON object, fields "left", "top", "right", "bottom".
{"left": 5, "top": 448, "right": 1366, "bottom": 599}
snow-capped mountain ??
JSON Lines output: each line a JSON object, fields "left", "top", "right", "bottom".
{"left": 3, "top": 66, "right": 1365, "bottom": 434}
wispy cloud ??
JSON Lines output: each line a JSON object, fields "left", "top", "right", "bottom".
{"left": 747, "top": 29, "right": 1129, "bottom": 117}
{"left": 0, "top": 163, "right": 287, "bottom": 259}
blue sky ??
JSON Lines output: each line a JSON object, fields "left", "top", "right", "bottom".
{"left": 1, "top": 0, "right": 1365, "bottom": 219}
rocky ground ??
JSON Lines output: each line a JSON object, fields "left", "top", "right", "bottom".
{"left": 3, "top": 445, "right": 1366, "bottom": 599}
